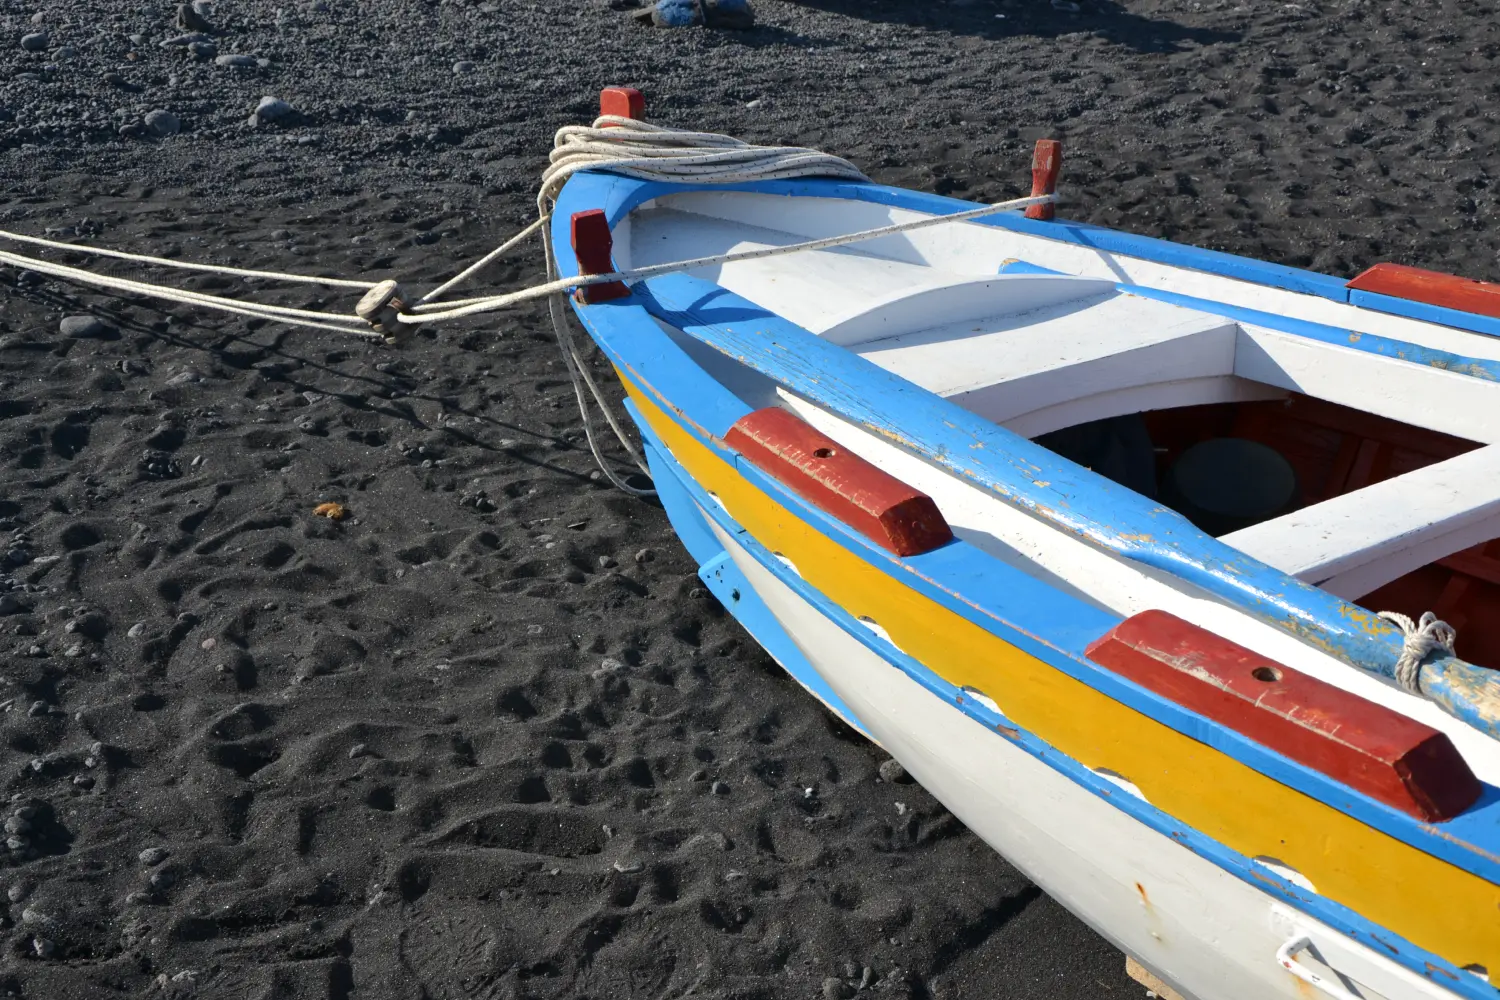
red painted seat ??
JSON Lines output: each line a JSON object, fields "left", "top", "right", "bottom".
{"left": 1086, "top": 609, "right": 1482, "bottom": 822}
{"left": 1347, "top": 262, "right": 1500, "bottom": 321}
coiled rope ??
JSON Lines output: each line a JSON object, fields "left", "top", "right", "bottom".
{"left": 0, "top": 114, "right": 1054, "bottom": 495}
{"left": 1377, "top": 610, "right": 1458, "bottom": 694}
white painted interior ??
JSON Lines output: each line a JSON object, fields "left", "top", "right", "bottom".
{"left": 707, "top": 516, "right": 1458, "bottom": 1000}
{"left": 642, "top": 190, "right": 1500, "bottom": 364}
{"left": 1224, "top": 445, "right": 1500, "bottom": 600}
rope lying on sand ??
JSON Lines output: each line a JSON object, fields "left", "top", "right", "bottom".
{"left": 0, "top": 115, "right": 1054, "bottom": 496}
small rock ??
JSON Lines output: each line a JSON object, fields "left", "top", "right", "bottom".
{"left": 143, "top": 110, "right": 180, "bottom": 138}
{"left": 452, "top": 60, "right": 475, "bottom": 74}
{"left": 823, "top": 977, "right": 854, "bottom": 1000}
{"left": 138, "top": 846, "right": 169, "bottom": 866}
{"left": 860, "top": 967, "right": 876, "bottom": 990}
{"left": 251, "top": 95, "right": 295, "bottom": 126}
{"left": 878, "top": 759, "right": 910, "bottom": 784}
{"left": 894, "top": 801, "right": 907, "bottom": 816}
{"left": 7, "top": 883, "right": 30, "bottom": 903}
{"left": 148, "top": 868, "right": 175, "bottom": 890}
{"left": 597, "top": 555, "right": 617, "bottom": 569}
{"left": 20, "top": 31, "right": 48, "bottom": 52}
{"left": 187, "top": 40, "right": 217, "bottom": 59}
{"left": 634, "top": 548, "right": 654, "bottom": 564}
{"left": 72, "top": 775, "right": 94, "bottom": 789}
{"left": 710, "top": 780, "right": 729, "bottom": 795}
{"left": 160, "top": 32, "right": 211, "bottom": 46}
{"left": 689, "top": 769, "right": 707, "bottom": 782}
{"left": 59, "top": 315, "right": 107, "bottom": 339}
{"left": 215, "top": 53, "right": 256, "bottom": 68}
{"left": 611, "top": 859, "right": 643, "bottom": 873}
{"left": 53, "top": 45, "right": 74, "bottom": 59}
{"left": 127, "top": 621, "right": 146, "bottom": 638}
{"left": 6, "top": 836, "right": 29, "bottom": 851}
{"left": 348, "top": 743, "right": 370, "bottom": 759}
{"left": 27, "top": 700, "right": 48, "bottom": 717}
{"left": 31, "top": 937, "right": 54, "bottom": 959}
{"left": 3, "top": 817, "right": 29, "bottom": 835}
{"left": 176, "top": 3, "right": 214, "bottom": 31}
{"left": 0, "top": 593, "right": 28, "bottom": 616}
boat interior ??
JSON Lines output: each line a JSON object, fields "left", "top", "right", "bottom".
{"left": 618, "top": 189, "right": 1500, "bottom": 772}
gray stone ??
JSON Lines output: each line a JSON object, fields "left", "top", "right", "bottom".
{"left": 7, "top": 883, "right": 31, "bottom": 903}
{"left": 214, "top": 53, "right": 255, "bottom": 68}
{"left": 20, "top": 31, "right": 48, "bottom": 52}
{"left": 53, "top": 45, "right": 74, "bottom": 60}
{"left": 143, "top": 110, "right": 180, "bottom": 138}
{"left": 127, "top": 621, "right": 146, "bottom": 638}
{"left": 187, "top": 40, "right": 216, "bottom": 59}
{"left": 176, "top": 3, "right": 214, "bottom": 32}
{"left": 878, "top": 758, "right": 910, "bottom": 784}
{"left": 160, "top": 32, "right": 211, "bottom": 47}
{"left": 822, "top": 977, "right": 854, "bottom": 1000}
{"left": 0, "top": 593, "right": 27, "bottom": 616}
{"left": 59, "top": 315, "right": 107, "bottom": 338}
{"left": 138, "top": 846, "right": 168, "bottom": 866}
{"left": 252, "top": 95, "right": 294, "bottom": 125}
{"left": 452, "top": 60, "right": 475, "bottom": 74}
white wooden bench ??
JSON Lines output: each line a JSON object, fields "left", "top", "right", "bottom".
{"left": 1222, "top": 444, "right": 1500, "bottom": 599}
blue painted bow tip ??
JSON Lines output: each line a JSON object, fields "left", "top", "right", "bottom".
{"left": 643, "top": 0, "right": 755, "bottom": 29}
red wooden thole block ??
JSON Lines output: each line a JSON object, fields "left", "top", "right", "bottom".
{"left": 599, "top": 86, "right": 645, "bottom": 124}
{"left": 1085, "top": 609, "right": 1482, "bottom": 822}
{"left": 569, "top": 209, "right": 630, "bottom": 304}
{"left": 1347, "top": 262, "right": 1500, "bottom": 320}
{"left": 1024, "top": 139, "right": 1062, "bottom": 221}
{"left": 725, "top": 407, "right": 953, "bottom": 557}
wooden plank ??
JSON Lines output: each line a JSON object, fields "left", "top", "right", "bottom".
{"left": 1086, "top": 610, "right": 1482, "bottom": 822}
{"left": 1125, "top": 956, "right": 1186, "bottom": 1000}
{"left": 724, "top": 407, "right": 953, "bottom": 557}
{"left": 1221, "top": 445, "right": 1500, "bottom": 599}
{"left": 1348, "top": 262, "right": 1500, "bottom": 321}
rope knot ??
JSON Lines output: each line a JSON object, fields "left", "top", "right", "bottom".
{"left": 1377, "top": 610, "right": 1457, "bottom": 695}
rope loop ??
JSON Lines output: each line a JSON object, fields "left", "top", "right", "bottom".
{"left": 1377, "top": 610, "right": 1457, "bottom": 694}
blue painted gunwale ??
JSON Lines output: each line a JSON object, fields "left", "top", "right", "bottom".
{"left": 551, "top": 170, "right": 1500, "bottom": 880}
{"left": 1350, "top": 288, "right": 1500, "bottom": 342}
{"left": 645, "top": 437, "right": 870, "bottom": 737}
{"left": 634, "top": 396, "right": 1496, "bottom": 1000}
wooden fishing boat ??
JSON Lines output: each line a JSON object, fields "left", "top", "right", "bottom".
{"left": 557, "top": 90, "right": 1500, "bottom": 1000}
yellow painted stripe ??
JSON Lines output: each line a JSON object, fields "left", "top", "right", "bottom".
{"left": 627, "top": 381, "right": 1500, "bottom": 975}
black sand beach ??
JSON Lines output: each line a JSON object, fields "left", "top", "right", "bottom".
{"left": 0, "top": 0, "right": 1496, "bottom": 996}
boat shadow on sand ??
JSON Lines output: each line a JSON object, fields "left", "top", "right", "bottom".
{"left": 775, "top": 0, "right": 1238, "bottom": 53}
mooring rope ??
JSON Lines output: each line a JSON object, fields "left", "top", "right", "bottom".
{"left": 1377, "top": 610, "right": 1458, "bottom": 694}
{"left": 0, "top": 114, "right": 1055, "bottom": 496}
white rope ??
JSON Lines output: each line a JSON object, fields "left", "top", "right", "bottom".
{"left": 0, "top": 112, "right": 1058, "bottom": 495}
{"left": 1377, "top": 610, "right": 1457, "bottom": 694}
{"left": 418, "top": 216, "right": 548, "bottom": 305}
{"left": 0, "top": 248, "right": 381, "bottom": 339}
{"left": 0, "top": 227, "right": 376, "bottom": 288}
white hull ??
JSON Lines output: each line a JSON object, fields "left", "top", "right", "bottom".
{"left": 703, "top": 514, "right": 1458, "bottom": 1000}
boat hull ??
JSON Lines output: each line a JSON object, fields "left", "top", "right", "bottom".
{"left": 642, "top": 423, "right": 1464, "bottom": 1000}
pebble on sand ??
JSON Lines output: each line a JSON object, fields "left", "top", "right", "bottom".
{"left": 452, "top": 60, "right": 475, "bottom": 74}
{"left": 878, "top": 758, "right": 911, "bottom": 784}
{"left": 20, "top": 31, "right": 48, "bottom": 51}
{"left": 215, "top": 53, "right": 256, "bottom": 68}
{"left": 251, "top": 95, "right": 296, "bottom": 126}
{"left": 59, "top": 315, "right": 108, "bottom": 338}
{"left": 138, "top": 847, "right": 169, "bottom": 866}
{"left": 143, "top": 110, "right": 180, "bottom": 138}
